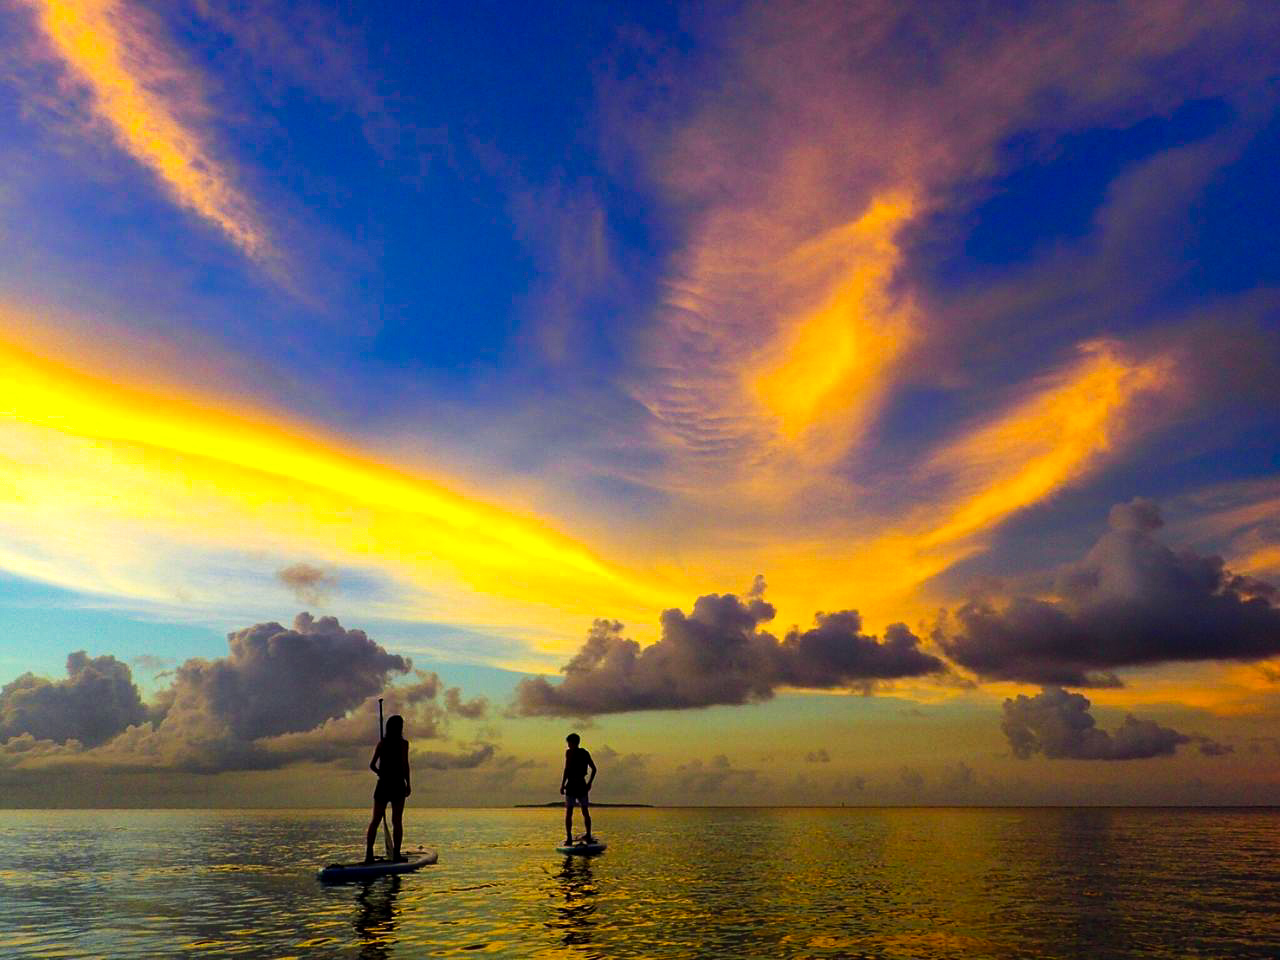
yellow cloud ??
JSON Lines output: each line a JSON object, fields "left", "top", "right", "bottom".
{"left": 918, "top": 341, "right": 1175, "bottom": 550}
{"left": 1171, "top": 478, "right": 1280, "bottom": 578}
{"left": 1245, "top": 545, "right": 1280, "bottom": 574}
{"left": 749, "top": 192, "right": 916, "bottom": 456}
{"left": 0, "top": 305, "right": 1178, "bottom": 676}
{"left": 712, "top": 342, "right": 1177, "bottom": 630}
{"left": 0, "top": 330, "right": 670, "bottom": 644}
{"left": 1085, "top": 661, "right": 1280, "bottom": 717}
{"left": 638, "top": 189, "right": 918, "bottom": 505}
{"left": 23, "top": 0, "right": 270, "bottom": 261}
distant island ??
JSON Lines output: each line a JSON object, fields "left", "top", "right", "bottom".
{"left": 515, "top": 801, "right": 655, "bottom": 808}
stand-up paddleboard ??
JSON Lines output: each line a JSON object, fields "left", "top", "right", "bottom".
{"left": 317, "top": 848, "right": 437, "bottom": 882}
{"left": 556, "top": 839, "right": 606, "bottom": 856}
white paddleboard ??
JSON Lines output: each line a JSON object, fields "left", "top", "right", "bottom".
{"left": 556, "top": 840, "right": 606, "bottom": 856}
{"left": 317, "top": 848, "right": 437, "bottom": 882}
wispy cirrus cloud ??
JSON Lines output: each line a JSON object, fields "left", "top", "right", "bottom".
{"left": 568, "top": 0, "right": 1271, "bottom": 636}
{"left": 675, "top": 340, "right": 1176, "bottom": 630}
{"left": 621, "top": 0, "right": 1262, "bottom": 498}
{"left": 18, "top": 0, "right": 272, "bottom": 263}
{"left": 912, "top": 342, "right": 1175, "bottom": 553}
{"left": 1171, "top": 476, "right": 1280, "bottom": 578}
{"left": 637, "top": 189, "right": 919, "bottom": 492}
{"left": 0, "top": 326, "right": 672, "bottom": 648}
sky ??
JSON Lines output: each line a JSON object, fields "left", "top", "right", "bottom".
{"left": 1, "top": 0, "right": 1279, "bottom": 807}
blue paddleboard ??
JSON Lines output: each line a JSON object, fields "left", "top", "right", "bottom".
{"left": 556, "top": 840, "right": 606, "bottom": 855}
{"left": 317, "top": 848, "right": 437, "bottom": 882}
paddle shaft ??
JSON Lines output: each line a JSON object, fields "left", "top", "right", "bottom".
{"left": 378, "top": 698, "right": 392, "bottom": 857}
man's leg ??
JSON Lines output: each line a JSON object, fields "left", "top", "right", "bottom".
{"left": 581, "top": 796, "right": 592, "bottom": 841}
{"left": 565, "top": 796, "right": 575, "bottom": 843}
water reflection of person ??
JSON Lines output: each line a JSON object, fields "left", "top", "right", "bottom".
{"left": 365, "top": 715, "right": 411, "bottom": 863}
{"left": 560, "top": 732, "right": 597, "bottom": 845}
{"left": 553, "top": 852, "right": 597, "bottom": 948}
{"left": 353, "top": 875, "right": 401, "bottom": 960}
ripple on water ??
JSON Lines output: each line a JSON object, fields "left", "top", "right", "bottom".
{"left": 1, "top": 808, "right": 1278, "bottom": 958}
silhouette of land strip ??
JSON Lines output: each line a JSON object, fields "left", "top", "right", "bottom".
{"left": 515, "top": 801, "right": 654, "bottom": 808}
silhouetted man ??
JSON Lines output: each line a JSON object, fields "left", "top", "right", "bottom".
{"left": 560, "top": 732, "right": 596, "bottom": 844}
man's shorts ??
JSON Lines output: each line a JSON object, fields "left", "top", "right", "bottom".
{"left": 564, "top": 783, "right": 590, "bottom": 805}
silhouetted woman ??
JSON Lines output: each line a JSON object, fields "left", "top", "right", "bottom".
{"left": 365, "top": 714, "right": 411, "bottom": 863}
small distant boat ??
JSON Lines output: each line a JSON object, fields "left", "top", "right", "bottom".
{"left": 317, "top": 848, "right": 438, "bottom": 882}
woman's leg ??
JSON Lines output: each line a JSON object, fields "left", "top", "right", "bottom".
{"left": 390, "top": 796, "right": 405, "bottom": 857}
{"left": 365, "top": 798, "right": 388, "bottom": 860}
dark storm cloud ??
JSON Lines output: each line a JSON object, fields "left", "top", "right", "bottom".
{"left": 593, "top": 744, "right": 651, "bottom": 796}
{"left": 275, "top": 562, "right": 337, "bottom": 605}
{"left": 396, "top": 669, "right": 442, "bottom": 704}
{"left": 898, "top": 766, "right": 925, "bottom": 792}
{"left": 415, "top": 743, "right": 495, "bottom": 770}
{"left": 1195, "top": 738, "right": 1234, "bottom": 757}
{"left": 513, "top": 580, "right": 944, "bottom": 715}
{"left": 675, "top": 754, "right": 759, "bottom": 795}
{"left": 254, "top": 671, "right": 450, "bottom": 769}
{"left": 0, "top": 652, "right": 147, "bottom": 748}
{"left": 939, "top": 761, "right": 976, "bottom": 794}
{"left": 777, "top": 614, "right": 945, "bottom": 688}
{"left": 1000, "top": 686, "right": 1220, "bottom": 760}
{"left": 0, "top": 615, "right": 495, "bottom": 776}
{"left": 166, "top": 613, "right": 410, "bottom": 741}
{"left": 938, "top": 500, "right": 1280, "bottom": 686}
{"left": 444, "top": 687, "right": 488, "bottom": 719}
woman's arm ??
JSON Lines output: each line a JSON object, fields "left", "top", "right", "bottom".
{"left": 369, "top": 741, "right": 382, "bottom": 775}
{"left": 403, "top": 741, "right": 411, "bottom": 796}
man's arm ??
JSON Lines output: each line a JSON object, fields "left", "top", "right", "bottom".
{"left": 586, "top": 752, "right": 596, "bottom": 789}
{"left": 560, "top": 752, "right": 569, "bottom": 794}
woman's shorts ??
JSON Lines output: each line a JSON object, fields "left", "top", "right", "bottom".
{"left": 374, "top": 781, "right": 407, "bottom": 804}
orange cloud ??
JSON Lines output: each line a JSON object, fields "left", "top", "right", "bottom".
{"left": 917, "top": 341, "right": 1175, "bottom": 550}
{"left": 683, "top": 342, "right": 1178, "bottom": 631}
{"left": 1169, "top": 478, "right": 1280, "bottom": 579}
{"left": 1245, "top": 546, "right": 1280, "bottom": 575}
{"left": 636, "top": 188, "right": 918, "bottom": 504}
{"left": 748, "top": 192, "right": 916, "bottom": 455}
{"left": 22, "top": 0, "right": 271, "bottom": 261}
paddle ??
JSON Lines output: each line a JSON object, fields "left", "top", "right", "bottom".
{"left": 378, "top": 697, "right": 392, "bottom": 859}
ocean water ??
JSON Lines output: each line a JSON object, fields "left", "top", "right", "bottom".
{"left": 0, "top": 807, "right": 1277, "bottom": 959}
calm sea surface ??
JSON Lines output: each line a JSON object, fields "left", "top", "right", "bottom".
{"left": 0, "top": 807, "right": 1277, "bottom": 959}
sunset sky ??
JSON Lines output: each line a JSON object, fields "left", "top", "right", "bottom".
{"left": 1, "top": 0, "right": 1279, "bottom": 807}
